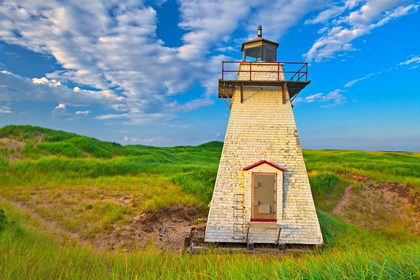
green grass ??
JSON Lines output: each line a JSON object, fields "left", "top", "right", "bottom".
{"left": 304, "top": 149, "right": 420, "bottom": 188}
{"left": 309, "top": 173, "right": 349, "bottom": 212}
{"left": 0, "top": 204, "right": 418, "bottom": 279}
{"left": 0, "top": 125, "right": 419, "bottom": 279}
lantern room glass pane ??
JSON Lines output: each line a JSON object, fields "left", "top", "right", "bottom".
{"left": 244, "top": 46, "right": 262, "bottom": 61}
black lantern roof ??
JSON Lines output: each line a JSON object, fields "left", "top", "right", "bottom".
{"left": 241, "top": 26, "right": 279, "bottom": 62}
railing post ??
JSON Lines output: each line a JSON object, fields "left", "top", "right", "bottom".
{"left": 249, "top": 62, "right": 252, "bottom": 81}
{"left": 306, "top": 63, "right": 308, "bottom": 81}
{"left": 277, "top": 62, "right": 280, "bottom": 81}
{"left": 222, "top": 62, "right": 224, "bottom": 80}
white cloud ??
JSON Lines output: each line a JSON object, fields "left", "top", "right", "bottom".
{"left": 305, "top": 1, "right": 419, "bottom": 61}
{"left": 304, "top": 93, "right": 323, "bottom": 103}
{"left": 75, "top": 110, "right": 91, "bottom": 115}
{"left": 32, "top": 77, "right": 61, "bottom": 87}
{"left": 0, "top": 0, "right": 223, "bottom": 124}
{"left": 322, "top": 89, "right": 346, "bottom": 103}
{"left": 241, "top": 0, "right": 330, "bottom": 40}
{"left": 345, "top": 72, "right": 375, "bottom": 87}
{"left": 51, "top": 104, "right": 92, "bottom": 120}
{"left": 298, "top": 55, "right": 420, "bottom": 108}
{"left": 51, "top": 103, "right": 73, "bottom": 120}
{"left": 0, "top": 0, "right": 337, "bottom": 126}
{"left": 398, "top": 55, "right": 420, "bottom": 66}
{"left": 123, "top": 136, "right": 171, "bottom": 143}
{"left": 6, "top": 0, "right": 414, "bottom": 123}
{"left": 305, "top": 0, "right": 368, "bottom": 25}
{"left": 294, "top": 89, "right": 346, "bottom": 106}
{"left": 305, "top": 4, "right": 346, "bottom": 24}
{"left": 0, "top": 105, "right": 11, "bottom": 113}
{"left": 343, "top": 55, "right": 420, "bottom": 88}
{"left": 177, "top": 0, "right": 250, "bottom": 60}
{"left": 94, "top": 112, "right": 177, "bottom": 125}
{"left": 0, "top": 70, "right": 123, "bottom": 106}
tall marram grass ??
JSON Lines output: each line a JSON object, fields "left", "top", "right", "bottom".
{"left": 1, "top": 125, "right": 420, "bottom": 279}
{"left": 304, "top": 149, "right": 420, "bottom": 190}
{"left": 1, "top": 204, "right": 419, "bottom": 279}
{"left": 309, "top": 173, "right": 349, "bottom": 212}
{"left": 0, "top": 157, "right": 218, "bottom": 203}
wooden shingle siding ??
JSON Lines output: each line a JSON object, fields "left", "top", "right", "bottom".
{"left": 205, "top": 64, "right": 323, "bottom": 245}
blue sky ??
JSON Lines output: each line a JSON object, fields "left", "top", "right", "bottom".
{"left": 0, "top": 0, "right": 419, "bottom": 151}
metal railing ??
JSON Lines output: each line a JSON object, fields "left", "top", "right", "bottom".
{"left": 221, "top": 61, "right": 308, "bottom": 82}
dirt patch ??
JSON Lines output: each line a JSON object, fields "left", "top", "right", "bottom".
{"left": 2, "top": 187, "right": 203, "bottom": 252}
{"left": 333, "top": 182, "right": 420, "bottom": 235}
{"left": 0, "top": 198, "right": 80, "bottom": 243}
{"left": 1, "top": 182, "right": 206, "bottom": 252}
{"left": 35, "top": 133, "right": 44, "bottom": 143}
{"left": 93, "top": 207, "right": 201, "bottom": 252}
{"left": 0, "top": 137, "right": 25, "bottom": 162}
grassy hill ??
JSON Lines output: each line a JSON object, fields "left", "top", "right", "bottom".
{"left": 0, "top": 125, "right": 419, "bottom": 279}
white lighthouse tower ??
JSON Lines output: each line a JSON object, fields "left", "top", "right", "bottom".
{"left": 205, "top": 26, "right": 323, "bottom": 248}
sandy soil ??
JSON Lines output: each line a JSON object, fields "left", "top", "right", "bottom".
{"left": 333, "top": 182, "right": 420, "bottom": 234}
{"left": 0, "top": 137, "right": 25, "bottom": 162}
{"left": 92, "top": 207, "right": 201, "bottom": 252}
{"left": 2, "top": 196, "right": 202, "bottom": 252}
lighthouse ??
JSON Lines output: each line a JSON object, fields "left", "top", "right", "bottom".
{"left": 204, "top": 27, "right": 323, "bottom": 247}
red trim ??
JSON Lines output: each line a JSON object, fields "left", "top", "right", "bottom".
{"left": 243, "top": 160, "right": 286, "bottom": 172}
{"left": 250, "top": 219, "right": 277, "bottom": 222}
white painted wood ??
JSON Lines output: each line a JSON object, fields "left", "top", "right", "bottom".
{"left": 205, "top": 64, "right": 323, "bottom": 245}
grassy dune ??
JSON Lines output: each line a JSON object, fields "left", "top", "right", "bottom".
{"left": 1, "top": 203, "right": 418, "bottom": 279}
{"left": 0, "top": 125, "right": 419, "bottom": 279}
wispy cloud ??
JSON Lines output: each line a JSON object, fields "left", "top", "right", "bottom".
{"left": 0, "top": 1, "right": 226, "bottom": 124}
{"left": 0, "top": 0, "right": 334, "bottom": 125}
{"left": 305, "top": 1, "right": 419, "bottom": 61}
{"left": 51, "top": 104, "right": 92, "bottom": 120}
{"left": 345, "top": 72, "right": 376, "bottom": 87}
{"left": 344, "top": 54, "right": 420, "bottom": 87}
{"left": 299, "top": 53, "right": 420, "bottom": 107}
{"left": 398, "top": 55, "right": 420, "bottom": 69}
{"left": 0, "top": 105, "right": 11, "bottom": 114}
{"left": 122, "top": 136, "right": 171, "bottom": 143}
{"left": 294, "top": 89, "right": 346, "bottom": 106}
{"left": 75, "top": 110, "right": 91, "bottom": 116}
{"left": 0, "top": 70, "right": 123, "bottom": 106}
{"left": 1, "top": 0, "right": 416, "bottom": 124}
{"left": 94, "top": 112, "right": 177, "bottom": 125}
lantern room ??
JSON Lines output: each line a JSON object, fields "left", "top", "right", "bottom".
{"left": 241, "top": 25, "right": 279, "bottom": 62}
